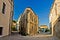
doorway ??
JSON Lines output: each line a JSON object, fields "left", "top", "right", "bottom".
{"left": 0, "top": 27, "right": 3, "bottom": 35}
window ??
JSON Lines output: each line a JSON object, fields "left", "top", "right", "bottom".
{"left": 32, "top": 26, "right": 34, "bottom": 31}
{"left": 34, "top": 18, "right": 37, "bottom": 23}
{"left": 30, "top": 14, "right": 32, "bottom": 20}
{"left": 32, "top": 17, "right": 33, "bottom": 21}
{"left": 2, "top": 2, "right": 6, "bottom": 14}
{"left": 26, "top": 10, "right": 30, "bottom": 13}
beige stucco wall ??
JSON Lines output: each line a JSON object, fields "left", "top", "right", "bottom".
{"left": 19, "top": 8, "right": 38, "bottom": 35}
{"left": 0, "top": 0, "right": 13, "bottom": 37}
{"left": 27, "top": 8, "right": 38, "bottom": 35}
{"left": 49, "top": 0, "right": 60, "bottom": 38}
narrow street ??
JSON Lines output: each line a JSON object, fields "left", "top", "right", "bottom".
{"left": 0, "top": 34, "right": 59, "bottom": 40}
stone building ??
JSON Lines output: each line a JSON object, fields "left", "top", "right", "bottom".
{"left": 17, "top": 15, "right": 22, "bottom": 32}
{"left": 49, "top": 0, "right": 60, "bottom": 38}
{"left": 39, "top": 25, "right": 48, "bottom": 32}
{"left": 19, "top": 7, "right": 38, "bottom": 36}
{"left": 0, "top": 0, "right": 13, "bottom": 37}
{"left": 11, "top": 20, "right": 17, "bottom": 31}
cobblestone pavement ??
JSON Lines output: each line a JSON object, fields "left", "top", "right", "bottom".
{"left": 0, "top": 34, "right": 59, "bottom": 40}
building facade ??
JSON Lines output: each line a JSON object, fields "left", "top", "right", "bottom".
{"left": 0, "top": 0, "right": 13, "bottom": 37}
{"left": 49, "top": 0, "right": 60, "bottom": 38}
{"left": 11, "top": 20, "right": 17, "bottom": 31}
{"left": 19, "top": 7, "right": 38, "bottom": 36}
{"left": 39, "top": 25, "right": 48, "bottom": 33}
{"left": 17, "top": 15, "right": 22, "bottom": 32}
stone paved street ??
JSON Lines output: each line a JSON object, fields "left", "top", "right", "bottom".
{"left": 0, "top": 34, "right": 59, "bottom": 40}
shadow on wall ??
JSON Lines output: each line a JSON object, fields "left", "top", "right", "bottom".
{"left": 53, "top": 16, "right": 60, "bottom": 38}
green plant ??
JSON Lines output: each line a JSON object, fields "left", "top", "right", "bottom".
{"left": 45, "top": 29, "right": 50, "bottom": 32}
{"left": 11, "top": 26, "right": 17, "bottom": 31}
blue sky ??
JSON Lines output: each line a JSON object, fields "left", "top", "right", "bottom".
{"left": 13, "top": 0, "right": 54, "bottom": 27}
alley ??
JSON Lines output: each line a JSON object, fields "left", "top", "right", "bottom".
{"left": 0, "top": 34, "right": 59, "bottom": 40}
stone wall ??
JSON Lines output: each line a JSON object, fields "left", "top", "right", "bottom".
{"left": 53, "top": 16, "right": 60, "bottom": 39}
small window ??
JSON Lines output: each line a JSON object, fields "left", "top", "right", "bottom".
{"left": 2, "top": 2, "right": 6, "bottom": 14}
{"left": 26, "top": 10, "right": 30, "bottom": 13}
{"left": 32, "top": 26, "right": 33, "bottom": 30}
